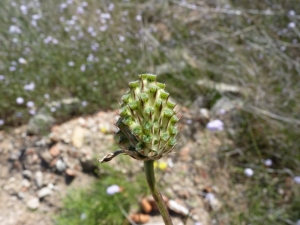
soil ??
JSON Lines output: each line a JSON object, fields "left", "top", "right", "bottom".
{"left": 0, "top": 109, "right": 239, "bottom": 225}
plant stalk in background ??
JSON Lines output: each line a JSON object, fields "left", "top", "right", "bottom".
{"left": 100, "top": 74, "right": 179, "bottom": 225}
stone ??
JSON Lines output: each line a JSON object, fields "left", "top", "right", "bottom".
{"left": 141, "top": 198, "right": 152, "bottom": 213}
{"left": 37, "top": 187, "right": 52, "bottom": 198}
{"left": 49, "top": 144, "right": 60, "bottom": 157}
{"left": 39, "top": 150, "right": 53, "bottom": 165}
{"left": 27, "top": 197, "right": 40, "bottom": 210}
{"left": 72, "top": 126, "right": 86, "bottom": 148}
{"left": 66, "top": 168, "right": 76, "bottom": 177}
{"left": 21, "top": 179, "right": 31, "bottom": 188}
{"left": 168, "top": 199, "right": 189, "bottom": 215}
{"left": 34, "top": 171, "right": 43, "bottom": 188}
{"left": 55, "top": 159, "right": 66, "bottom": 172}
{"left": 130, "top": 213, "right": 150, "bottom": 224}
{"left": 22, "top": 170, "right": 33, "bottom": 180}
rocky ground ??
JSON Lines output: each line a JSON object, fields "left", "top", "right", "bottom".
{"left": 0, "top": 97, "right": 243, "bottom": 225}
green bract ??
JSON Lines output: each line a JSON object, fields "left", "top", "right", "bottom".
{"left": 115, "top": 74, "right": 178, "bottom": 161}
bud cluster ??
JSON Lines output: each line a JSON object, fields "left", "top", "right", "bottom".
{"left": 115, "top": 74, "right": 179, "bottom": 160}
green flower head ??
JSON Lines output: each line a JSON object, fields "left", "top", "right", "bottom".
{"left": 115, "top": 74, "right": 179, "bottom": 161}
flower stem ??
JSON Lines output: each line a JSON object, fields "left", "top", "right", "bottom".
{"left": 144, "top": 160, "right": 173, "bottom": 225}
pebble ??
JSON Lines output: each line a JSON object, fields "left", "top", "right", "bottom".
{"left": 66, "top": 168, "right": 76, "bottom": 177}
{"left": 22, "top": 170, "right": 33, "bottom": 180}
{"left": 72, "top": 126, "right": 86, "bottom": 148}
{"left": 27, "top": 197, "right": 40, "bottom": 210}
{"left": 21, "top": 179, "right": 31, "bottom": 188}
{"left": 141, "top": 198, "right": 152, "bottom": 213}
{"left": 37, "top": 187, "right": 52, "bottom": 198}
{"left": 130, "top": 213, "right": 150, "bottom": 224}
{"left": 49, "top": 144, "right": 60, "bottom": 157}
{"left": 34, "top": 171, "right": 43, "bottom": 188}
{"left": 39, "top": 150, "right": 53, "bottom": 164}
{"left": 56, "top": 159, "right": 66, "bottom": 172}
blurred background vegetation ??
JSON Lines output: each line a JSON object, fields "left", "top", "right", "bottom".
{"left": 0, "top": 0, "right": 299, "bottom": 224}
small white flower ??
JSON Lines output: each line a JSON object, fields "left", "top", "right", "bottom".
{"left": 44, "top": 93, "right": 50, "bottom": 99}
{"left": 280, "top": 46, "right": 286, "bottom": 51}
{"left": 0, "top": 75, "right": 5, "bottom": 81}
{"left": 32, "top": 14, "right": 41, "bottom": 20}
{"left": 18, "top": 57, "right": 27, "bottom": 64}
{"left": 294, "top": 176, "right": 300, "bottom": 184}
{"left": 108, "top": 3, "right": 114, "bottom": 11}
{"left": 50, "top": 107, "right": 56, "bottom": 112}
{"left": 26, "top": 101, "right": 35, "bottom": 108}
{"left": 44, "top": 36, "right": 53, "bottom": 44}
{"left": 16, "top": 97, "right": 24, "bottom": 104}
{"left": 77, "top": 6, "right": 84, "bottom": 14}
{"left": 99, "top": 25, "right": 108, "bottom": 32}
{"left": 87, "top": 53, "right": 94, "bottom": 62}
{"left": 244, "top": 168, "right": 254, "bottom": 177}
{"left": 31, "top": 20, "right": 37, "bottom": 27}
{"left": 87, "top": 26, "right": 94, "bottom": 33}
{"left": 29, "top": 109, "right": 36, "bottom": 115}
{"left": 9, "top": 25, "right": 22, "bottom": 34}
{"left": 66, "top": 0, "right": 73, "bottom": 4}
{"left": 68, "top": 61, "right": 75, "bottom": 67}
{"left": 81, "top": 1, "right": 88, "bottom": 7}
{"left": 264, "top": 159, "right": 272, "bottom": 167}
{"left": 101, "top": 13, "right": 111, "bottom": 19}
{"left": 206, "top": 119, "right": 224, "bottom": 131}
{"left": 20, "top": 5, "right": 28, "bottom": 14}
{"left": 118, "top": 35, "right": 125, "bottom": 42}
{"left": 80, "top": 64, "right": 86, "bottom": 72}
{"left": 296, "top": 219, "right": 300, "bottom": 225}
{"left": 106, "top": 185, "right": 121, "bottom": 195}
{"left": 288, "top": 10, "right": 296, "bottom": 17}
{"left": 136, "top": 15, "right": 142, "bottom": 21}
{"left": 9, "top": 66, "right": 16, "bottom": 71}
{"left": 219, "top": 109, "right": 226, "bottom": 115}
{"left": 52, "top": 38, "right": 59, "bottom": 44}
{"left": 288, "top": 22, "right": 296, "bottom": 29}
{"left": 81, "top": 101, "right": 88, "bottom": 107}
{"left": 24, "top": 82, "right": 35, "bottom": 91}
{"left": 60, "top": 3, "right": 67, "bottom": 10}
{"left": 66, "top": 20, "right": 76, "bottom": 26}
{"left": 125, "top": 59, "right": 131, "bottom": 64}
{"left": 0, "top": 119, "right": 4, "bottom": 126}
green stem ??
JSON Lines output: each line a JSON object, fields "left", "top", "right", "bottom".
{"left": 144, "top": 160, "right": 173, "bottom": 225}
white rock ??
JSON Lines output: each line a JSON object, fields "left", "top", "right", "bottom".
{"left": 21, "top": 179, "right": 31, "bottom": 188}
{"left": 22, "top": 170, "right": 33, "bottom": 179}
{"left": 37, "top": 187, "right": 52, "bottom": 198}
{"left": 72, "top": 126, "right": 86, "bottom": 148}
{"left": 168, "top": 200, "right": 189, "bottom": 215}
{"left": 27, "top": 197, "right": 40, "bottom": 210}
{"left": 244, "top": 168, "right": 254, "bottom": 177}
{"left": 56, "top": 159, "right": 66, "bottom": 172}
{"left": 34, "top": 171, "right": 43, "bottom": 188}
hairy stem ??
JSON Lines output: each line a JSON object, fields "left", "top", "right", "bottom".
{"left": 144, "top": 160, "right": 173, "bottom": 225}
